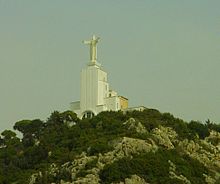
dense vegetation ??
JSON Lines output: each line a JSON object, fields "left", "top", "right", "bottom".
{"left": 0, "top": 109, "right": 219, "bottom": 184}
{"left": 100, "top": 149, "right": 208, "bottom": 184}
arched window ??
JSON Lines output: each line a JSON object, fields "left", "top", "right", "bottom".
{"left": 82, "top": 111, "right": 95, "bottom": 119}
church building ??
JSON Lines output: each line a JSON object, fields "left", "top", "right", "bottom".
{"left": 70, "top": 35, "right": 128, "bottom": 118}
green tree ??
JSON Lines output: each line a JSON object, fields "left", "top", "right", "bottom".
{"left": 1, "top": 130, "right": 16, "bottom": 140}
{"left": 188, "top": 121, "right": 209, "bottom": 139}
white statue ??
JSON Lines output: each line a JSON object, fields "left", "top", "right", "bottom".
{"left": 83, "top": 35, "right": 100, "bottom": 63}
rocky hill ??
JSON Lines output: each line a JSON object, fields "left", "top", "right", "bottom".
{"left": 0, "top": 109, "right": 220, "bottom": 184}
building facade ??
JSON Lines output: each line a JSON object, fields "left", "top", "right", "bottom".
{"left": 70, "top": 35, "right": 128, "bottom": 118}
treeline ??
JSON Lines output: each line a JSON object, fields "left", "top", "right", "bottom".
{"left": 0, "top": 109, "right": 219, "bottom": 183}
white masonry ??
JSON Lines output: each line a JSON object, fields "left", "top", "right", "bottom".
{"left": 70, "top": 35, "right": 128, "bottom": 118}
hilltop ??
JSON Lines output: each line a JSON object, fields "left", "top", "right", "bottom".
{"left": 0, "top": 109, "right": 220, "bottom": 184}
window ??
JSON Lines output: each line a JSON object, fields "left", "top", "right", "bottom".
{"left": 82, "top": 111, "right": 95, "bottom": 119}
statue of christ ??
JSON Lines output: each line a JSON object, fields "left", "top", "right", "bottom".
{"left": 83, "top": 35, "right": 100, "bottom": 63}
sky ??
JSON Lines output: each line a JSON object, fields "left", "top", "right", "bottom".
{"left": 0, "top": 0, "right": 220, "bottom": 133}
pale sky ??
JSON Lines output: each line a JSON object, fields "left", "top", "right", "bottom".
{"left": 0, "top": 0, "right": 220, "bottom": 132}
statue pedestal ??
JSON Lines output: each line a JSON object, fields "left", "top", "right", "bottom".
{"left": 87, "top": 61, "right": 101, "bottom": 67}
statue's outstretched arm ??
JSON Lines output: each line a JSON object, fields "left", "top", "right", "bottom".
{"left": 83, "top": 40, "right": 91, "bottom": 44}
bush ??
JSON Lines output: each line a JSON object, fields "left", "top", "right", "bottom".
{"left": 100, "top": 149, "right": 208, "bottom": 184}
{"left": 188, "top": 121, "right": 209, "bottom": 139}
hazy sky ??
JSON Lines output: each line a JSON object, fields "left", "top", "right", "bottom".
{"left": 0, "top": 0, "right": 220, "bottom": 132}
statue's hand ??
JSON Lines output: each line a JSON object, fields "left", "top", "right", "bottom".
{"left": 83, "top": 40, "right": 91, "bottom": 44}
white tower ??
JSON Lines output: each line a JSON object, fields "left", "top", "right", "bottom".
{"left": 71, "top": 35, "right": 128, "bottom": 118}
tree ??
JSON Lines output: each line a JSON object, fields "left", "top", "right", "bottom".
{"left": 188, "top": 121, "right": 209, "bottom": 139}
{"left": 61, "top": 110, "right": 79, "bottom": 123}
{"left": 14, "top": 119, "right": 43, "bottom": 136}
{"left": 48, "top": 111, "right": 63, "bottom": 124}
{"left": 1, "top": 130, "right": 16, "bottom": 140}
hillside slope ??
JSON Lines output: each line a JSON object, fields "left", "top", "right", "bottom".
{"left": 0, "top": 109, "right": 220, "bottom": 184}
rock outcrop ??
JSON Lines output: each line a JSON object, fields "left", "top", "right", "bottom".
{"left": 152, "top": 125, "right": 178, "bottom": 149}
{"left": 67, "top": 136, "right": 157, "bottom": 183}
{"left": 123, "top": 118, "right": 147, "bottom": 134}
{"left": 29, "top": 120, "right": 220, "bottom": 184}
{"left": 114, "top": 175, "right": 149, "bottom": 184}
{"left": 168, "top": 160, "right": 191, "bottom": 184}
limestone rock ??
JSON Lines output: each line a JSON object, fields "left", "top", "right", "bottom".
{"left": 178, "top": 138, "right": 220, "bottom": 182}
{"left": 124, "top": 175, "right": 148, "bottom": 184}
{"left": 49, "top": 163, "right": 59, "bottom": 177}
{"left": 124, "top": 118, "right": 147, "bottom": 134}
{"left": 152, "top": 126, "right": 177, "bottom": 149}
{"left": 29, "top": 172, "right": 42, "bottom": 184}
{"left": 73, "top": 174, "right": 100, "bottom": 184}
{"left": 168, "top": 160, "right": 191, "bottom": 184}
{"left": 69, "top": 152, "right": 97, "bottom": 179}
{"left": 205, "top": 130, "right": 220, "bottom": 149}
{"left": 98, "top": 137, "right": 158, "bottom": 167}
{"left": 113, "top": 175, "right": 148, "bottom": 184}
{"left": 60, "top": 180, "right": 71, "bottom": 184}
{"left": 203, "top": 174, "right": 216, "bottom": 184}
{"left": 178, "top": 139, "right": 220, "bottom": 169}
{"left": 28, "top": 121, "right": 220, "bottom": 184}
{"left": 57, "top": 136, "right": 158, "bottom": 184}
